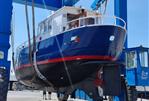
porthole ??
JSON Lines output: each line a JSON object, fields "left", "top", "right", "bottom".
{"left": 109, "top": 35, "right": 115, "bottom": 41}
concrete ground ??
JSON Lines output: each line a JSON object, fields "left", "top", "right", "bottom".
{"left": 7, "top": 90, "right": 149, "bottom": 101}
{"left": 7, "top": 90, "right": 86, "bottom": 101}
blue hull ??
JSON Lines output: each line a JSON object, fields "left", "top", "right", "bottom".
{"left": 15, "top": 25, "right": 126, "bottom": 87}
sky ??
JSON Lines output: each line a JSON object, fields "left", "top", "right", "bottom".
{"left": 127, "top": 0, "right": 149, "bottom": 47}
{"left": 9, "top": 0, "right": 149, "bottom": 76}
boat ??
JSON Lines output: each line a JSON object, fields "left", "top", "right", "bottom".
{"left": 15, "top": 6, "right": 126, "bottom": 88}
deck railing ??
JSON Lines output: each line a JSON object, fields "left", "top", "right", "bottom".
{"left": 66, "top": 15, "right": 126, "bottom": 31}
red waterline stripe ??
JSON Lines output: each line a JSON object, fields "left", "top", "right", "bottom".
{"left": 16, "top": 55, "right": 114, "bottom": 70}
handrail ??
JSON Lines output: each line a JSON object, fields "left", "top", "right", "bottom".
{"left": 66, "top": 15, "right": 126, "bottom": 30}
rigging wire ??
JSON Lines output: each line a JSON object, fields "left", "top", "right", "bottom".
{"left": 25, "top": 0, "right": 33, "bottom": 65}
{"left": 42, "top": 0, "right": 47, "bottom": 10}
{"left": 42, "top": 0, "right": 74, "bottom": 89}
{"left": 31, "top": 0, "right": 36, "bottom": 53}
{"left": 31, "top": 0, "right": 54, "bottom": 87}
{"left": 41, "top": 0, "right": 51, "bottom": 15}
{"left": 95, "top": 0, "right": 108, "bottom": 14}
{"left": 11, "top": 11, "right": 16, "bottom": 72}
{"left": 55, "top": 37, "right": 74, "bottom": 89}
{"left": 103, "top": 0, "right": 108, "bottom": 14}
{"left": 25, "top": 0, "right": 37, "bottom": 88}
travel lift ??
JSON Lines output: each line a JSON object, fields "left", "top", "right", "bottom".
{"left": 0, "top": 0, "right": 133, "bottom": 101}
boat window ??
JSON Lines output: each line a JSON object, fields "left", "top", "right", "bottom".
{"left": 139, "top": 51, "right": 148, "bottom": 67}
{"left": 40, "top": 23, "right": 44, "bottom": 34}
{"left": 48, "top": 20, "right": 52, "bottom": 33}
{"left": 44, "top": 22, "right": 48, "bottom": 33}
{"left": 37, "top": 25, "right": 40, "bottom": 35}
{"left": 67, "top": 13, "right": 78, "bottom": 21}
{"left": 63, "top": 14, "right": 67, "bottom": 18}
{"left": 62, "top": 14, "right": 67, "bottom": 31}
{"left": 126, "top": 51, "right": 137, "bottom": 68}
{"left": 38, "top": 21, "right": 49, "bottom": 34}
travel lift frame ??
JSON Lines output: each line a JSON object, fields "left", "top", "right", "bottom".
{"left": 0, "top": 0, "right": 127, "bottom": 101}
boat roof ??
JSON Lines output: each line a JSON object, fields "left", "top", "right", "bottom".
{"left": 40, "top": 6, "right": 98, "bottom": 23}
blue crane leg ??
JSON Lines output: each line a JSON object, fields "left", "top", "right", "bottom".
{"left": 114, "top": 0, "right": 127, "bottom": 101}
{"left": 91, "top": 0, "right": 106, "bottom": 10}
{"left": 0, "top": 0, "right": 12, "bottom": 101}
{"left": 114, "top": 0, "right": 127, "bottom": 48}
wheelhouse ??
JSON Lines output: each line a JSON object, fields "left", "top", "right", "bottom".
{"left": 125, "top": 46, "right": 149, "bottom": 69}
{"left": 37, "top": 6, "right": 126, "bottom": 37}
{"left": 125, "top": 46, "right": 149, "bottom": 86}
